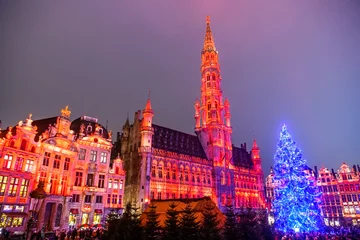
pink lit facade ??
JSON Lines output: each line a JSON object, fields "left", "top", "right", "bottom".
{"left": 117, "top": 17, "right": 265, "bottom": 212}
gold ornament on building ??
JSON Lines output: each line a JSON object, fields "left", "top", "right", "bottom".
{"left": 61, "top": 105, "right": 71, "bottom": 118}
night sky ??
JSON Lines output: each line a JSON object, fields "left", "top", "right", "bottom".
{"left": 1, "top": 1, "right": 359, "bottom": 175}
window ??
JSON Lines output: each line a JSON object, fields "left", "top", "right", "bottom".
{"left": 84, "top": 195, "right": 92, "bottom": 203}
{"left": 339, "top": 185, "right": 344, "bottom": 192}
{"left": 212, "top": 73, "right": 216, "bottom": 80}
{"left": 107, "top": 194, "right": 111, "bottom": 204}
{"left": 112, "top": 195, "right": 117, "bottom": 204}
{"left": 151, "top": 191, "right": 154, "bottom": 200}
{"left": 53, "top": 155, "right": 61, "bottom": 169}
{"left": 0, "top": 176, "right": 8, "bottom": 196}
{"left": 71, "top": 194, "right": 79, "bottom": 202}
{"left": 24, "top": 159, "right": 34, "bottom": 173}
{"left": 40, "top": 172, "right": 47, "bottom": 182}
{"left": 119, "top": 180, "right": 123, "bottom": 190}
{"left": 79, "top": 148, "right": 86, "bottom": 160}
{"left": 3, "top": 154, "right": 13, "bottom": 169}
{"left": 172, "top": 167, "right": 176, "bottom": 180}
{"left": 151, "top": 164, "right": 156, "bottom": 178}
{"left": 20, "top": 139, "right": 27, "bottom": 151}
{"left": 108, "top": 179, "right": 112, "bottom": 189}
{"left": 166, "top": 166, "right": 170, "bottom": 180}
{"left": 96, "top": 196, "right": 103, "bottom": 203}
{"left": 113, "top": 180, "right": 119, "bottom": 189}
{"left": 90, "top": 150, "right": 97, "bottom": 161}
{"left": 158, "top": 164, "right": 163, "bottom": 179}
{"left": 100, "top": 152, "right": 107, "bottom": 163}
{"left": 19, "top": 179, "right": 30, "bottom": 197}
{"left": 118, "top": 195, "right": 122, "bottom": 205}
{"left": 185, "top": 168, "right": 189, "bottom": 181}
{"left": 64, "top": 157, "right": 70, "bottom": 171}
{"left": 75, "top": 172, "right": 83, "bottom": 186}
{"left": 14, "top": 157, "right": 24, "bottom": 171}
{"left": 157, "top": 192, "right": 161, "bottom": 200}
{"left": 43, "top": 152, "right": 50, "bottom": 166}
{"left": 86, "top": 174, "right": 94, "bottom": 186}
{"left": 98, "top": 175, "right": 105, "bottom": 188}
{"left": 50, "top": 174, "right": 58, "bottom": 195}
{"left": 61, "top": 176, "right": 67, "bottom": 195}
{"left": 8, "top": 177, "right": 19, "bottom": 197}
{"left": 206, "top": 75, "right": 211, "bottom": 87}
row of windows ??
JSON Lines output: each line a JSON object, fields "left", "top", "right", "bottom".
{"left": 74, "top": 172, "right": 124, "bottom": 190}
{"left": 321, "top": 184, "right": 360, "bottom": 193}
{"left": 70, "top": 194, "right": 120, "bottom": 205}
{"left": 2, "top": 154, "right": 35, "bottom": 172}
{"left": 42, "top": 152, "right": 71, "bottom": 170}
{"left": 150, "top": 191, "right": 199, "bottom": 200}
{"left": 39, "top": 172, "right": 68, "bottom": 195}
{"left": 322, "top": 206, "right": 343, "bottom": 215}
{"left": 0, "top": 176, "right": 30, "bottom": 197}
{"left": 8, "top": 139, "right": 36, "bottom": 153}
{"left": 78, "top": 149, "right": 107, "bottom": 163}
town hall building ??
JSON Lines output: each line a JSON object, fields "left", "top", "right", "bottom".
{"left": 114, "top": 17, "right": 266, "bottom": 212}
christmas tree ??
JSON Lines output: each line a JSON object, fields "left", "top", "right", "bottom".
{"left": 144, "top": 203, "right": 162, "bottom": 240}
{"left": 163, "top": 202, "right": 179, "bottom": 240}
{"left": 273, "top": 124, "right": 323, "bottom": 233}
{"left": 179, "top": 203, "right": 199, "bottom": 240}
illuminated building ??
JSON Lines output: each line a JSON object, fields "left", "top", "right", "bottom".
{"left": 0, "top": 114, "right": 40, "bottom": 231}
{"left": 67, "top": 116, "right": 114, "bottom": 227}
{"left": 116, "top": 16, "right": 265, "bottom": 212}
{"left": 265, "top": 163, "right": 360, "bottom": 227}
{"left": 0, "top": 106, "right": 125, "bottom": 231}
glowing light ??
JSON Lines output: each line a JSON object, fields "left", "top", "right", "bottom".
{"left": 273, "top": 124, "right": 323, "bottom": 233}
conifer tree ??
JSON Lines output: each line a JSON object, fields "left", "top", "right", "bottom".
{"left": 237, "top": 207, "right": 257, "bottom": 240}
{"left": 199, "top": 204, "right": 222, "bottom": 240}
{"left": 145, "top": 203, "right": 162, "bottom": 240}
{"left": 116, "top": 202, "right": 144, "bottom": 240}
{"left": 273, "top": 124, "right": 323, "bottom": 233}
{"left": 163, "top": 202, "right": 179, "bottom": 240}
{"left": 223, "top": 204, "right": 238, "bottom": 240}
{"left": 179, "top": 203, "right": 199, "bottom": 240}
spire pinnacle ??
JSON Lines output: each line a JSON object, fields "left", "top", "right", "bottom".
{"left": 203, "top": 16, "right": 216, "bottom": 51}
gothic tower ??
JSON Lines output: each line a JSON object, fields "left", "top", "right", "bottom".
{"left": 139, "top": 97, "right": 154, "bottom": 209}
{"left": 195, "top": 16, "right": 234, "bottom": 207}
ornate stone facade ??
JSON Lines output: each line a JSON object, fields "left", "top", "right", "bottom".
{"left": 0, "top": 107, "right": 125, "bottom": 232}
{"left": 117, "top": 17, "right": 266, "bottom": 212}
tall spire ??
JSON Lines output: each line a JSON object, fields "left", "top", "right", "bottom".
{"left": 203, "top": 16, "right": 216, "bottom": 52}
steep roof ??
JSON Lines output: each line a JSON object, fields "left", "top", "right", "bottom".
{"left": 152, "top": 124, "right": 208, "bottom": 160}
{"left": 232, "top": 146, "right": 253, "bottom": 169}
{"left": 140, "top": 197, "right": 225, "bottom": 228}
{"left": 32, "top": 117, "right": 58, "bottom": 141}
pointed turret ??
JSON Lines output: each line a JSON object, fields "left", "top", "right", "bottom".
{"left": 203, "top": 16, "right": 216, "bottom": 52}
{"left": 252, "top": 139, "right": 262, "bottom": 172}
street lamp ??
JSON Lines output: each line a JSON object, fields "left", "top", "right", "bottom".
{"left": 27, "top": 181, "right": 47, "bottom": 238}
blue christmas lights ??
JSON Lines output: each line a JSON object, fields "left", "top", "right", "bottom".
{"left": 273, "top": 124, "right": 323, "bottom": 233}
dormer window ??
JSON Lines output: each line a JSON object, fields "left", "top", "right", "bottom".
{"left": 87, "top": 125, "right": 92, "bottom": 132}
{"left": 20, "top": 139, "right": 27, "bottom": 151}
{"left": 99, "top": 128, "right": 103, "bottom": 135}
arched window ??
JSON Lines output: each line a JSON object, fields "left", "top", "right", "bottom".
{"left": 10, "top": 140, "right": 15, "bottom": 148}
{"left": 212, "top": 73, "right": 216, "bottom": 80}
{"left": 20, "top": 139, "right": 27, "bottom": 151}
{"left": 206, "top": 74, "right": 211, "bottom": 87}
{"left": 115, "top": 167, "right": 119, "bottom": 174}
{"left": 185, "top": 166, "right": 190, "bottom": 182}
{"left": 151, "top": 161, "right": 157, "bottom": 178}
{"left": 207, "top": 102, "right": 212, "bottom": 120}
{"left": 227, "top": 172, "right": 231, "bottom": 185}
{"left": 196, "top": 168, "right": 201, "bottom": 183}
{"left": 166, "top": 163, "right": 171, "bottom": 180}
{"left": 191, "top": 167, "right": 195, "bottom": 182}
{"left": 179, "top": 165, "right": 184, "bottom": 181}
{"left": 31, "top": 146, "right": 36, "bottom": 153}
{"left": 158, "top": 162, "right": 163, "bottom": 179}
{"left": 172, "top": 165, "right": 177, "bottom": 180}
{"left": 87, "top": 125, "right": 92, "bottom": 132}
{"left": 99, "top": 128, "right": 103, "bottom": 135}
{"left": 207, "top": 170, "right": 211, "bottom": 185}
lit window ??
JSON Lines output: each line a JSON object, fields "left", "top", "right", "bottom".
{"left": 90, "top": 150, "right": 97, "bottom": 161}
{"left": 19, "top": 179, "right": 30, "bottom": 197}
{"left": 113, "top": 180, "right": 119, "bottom": 189}
{"left": 95, "top": 196, "right": 102, "bottom": 203}
{"left": 0, "top": 176, "right": 8, "bottom": 196}
{"left": 84, "top": 195, "right": 92, "bottom": 203}
{"left": 100, "top": 152, "right": 107, "bottom": 163}
{"left": 14, "top": 157, "right": 24, "bottom": 171}
{"left": 98, "top": 175, "right": 105, "bottom": 188}
{"left": 24, "top": 159, "right": 34, "bottom": 173}
{"left": 3, "top": 154, "right": 13, "bottom": 169}
{"left": 158, "top": 164, "right": 163, "bottom": 179}
{"left": 8, "top": 177, "right": 19, "bottom": 197}
{"left": 119, "top": 180, "right": 123, "bottom": 190}
{"left": 74, "top": 172, "right": 83, "bottom": 187}
{"left": 108, "top": 179, "right": 112, "bottom": 189}
{"left": 53, "top": 155, "right": 61, "bottom": 169}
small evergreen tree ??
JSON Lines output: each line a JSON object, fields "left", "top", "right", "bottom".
{"left": 223, "top": 204, "right": 238, "bottom": 240}
{"left": 163, "top": 202, "right": 179, "bottom": 240}
{"left": 237, "top": 207, "right": 257, "bottom": 240}
{"left": 199, "top": 204, "right": 222, "bottom": 240}
{"left": 145, "top": 203, "right": 162, "bottom": 240}
{"left": 179, "top": 203, "right": 199, "bottom": 240}
{"left": 116, "top": 203, "right": 144, "bottom": 240}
